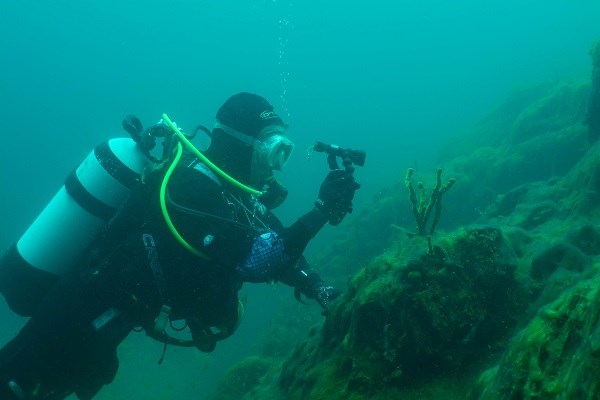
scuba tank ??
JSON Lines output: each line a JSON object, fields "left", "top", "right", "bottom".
{"left": 0, "top": 116, "right": 152, "bottom": 316}
{"left": 17, "top": 138, "right": 149, "bottom": 274}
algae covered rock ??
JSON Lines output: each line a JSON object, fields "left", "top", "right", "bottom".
{"left": 207, "top": 356, "right": 273, "bottom": 400}
{"left": 474, "top": 268, "right": 600, "bottom": 400}
{"left": 566, "top": 224, "right": 600, "bottom": 256}
{"left": 530, "top": 242, "right": 591, "bottom": 280}
{"left": 277, "top": 227, "right": 524, "bottom": 399}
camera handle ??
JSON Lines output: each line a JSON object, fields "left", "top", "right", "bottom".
{"left": 313, "top": 141, "right": 365, "bottom": 225}
{"left": 326, "top": 153, "right": 358, "bottom": 226}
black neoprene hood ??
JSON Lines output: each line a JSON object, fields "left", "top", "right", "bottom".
{"left": 216, "top": 92, "right": 285, "bottom": 137}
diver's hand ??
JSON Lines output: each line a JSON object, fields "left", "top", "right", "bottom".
{"left": 294, "top": 269, "right": 342, "bottom": 311}
{"left": 315, "top": 169, "right": 360, "bottom": 225}
{"left": 314, "top": 284, "right": 342, "bottom": 309}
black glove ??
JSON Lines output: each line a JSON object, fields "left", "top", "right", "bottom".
{"left": 293, "top": 270, "right": 342, "bottom": 310}
{"left": 313, "top": 284, "right": 342, "bottom": 309}
{"left": 315, "top": 169, "right": 360, "bottom": 225}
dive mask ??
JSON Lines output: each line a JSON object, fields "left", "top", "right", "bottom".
{"left": 254, "top": 125, "right": 294, "bottom": 171}
{"left": 213, "top": 122, "right": 295, "bottom": 171}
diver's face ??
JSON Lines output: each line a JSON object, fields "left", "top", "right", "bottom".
{"left": 250, "top": 125, "right": 294, "bottom": 185}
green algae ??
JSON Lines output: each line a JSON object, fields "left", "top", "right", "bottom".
{"left": 207, "top": 356, "right": 273, "bottom": 400}
{"left": 473, "top": 267, "right": 600, "bottom": 400}
{"left": 271, "top": 226, "right": 525, "bottom": 400}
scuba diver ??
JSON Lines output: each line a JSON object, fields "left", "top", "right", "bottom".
{"left": 0, "top": 92, "right": 360, "bottom": 399}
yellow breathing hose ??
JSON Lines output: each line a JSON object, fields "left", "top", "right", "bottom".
{"left": 161, "top": 113, "right": 263, "bottom": 196}
{"left": 159, "top": 142, "right": 208, "bottom": 258}
{"left": 158, "top": 113, "right": 263, "bottom": 258}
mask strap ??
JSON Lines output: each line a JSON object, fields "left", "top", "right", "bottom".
{"left": 213, "top": 122, "right": 258, "bottom": 147}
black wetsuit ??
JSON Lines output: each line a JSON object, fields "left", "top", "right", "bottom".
{"left": 0, "top": 152, "right": 328, "bottom": 400}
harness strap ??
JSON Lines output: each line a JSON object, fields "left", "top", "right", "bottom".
{"left": 191, "top": 160, "right": 222, "bottom": 187}
{"left": 141, "top": 232, "right": 173, "bottom": 333}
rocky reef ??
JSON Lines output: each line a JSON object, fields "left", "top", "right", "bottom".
{"left": 274, "top": 225, "right": 525, "bottom": 399}
{"left": 207, "top": 48, "right": 600, "bottom": 400}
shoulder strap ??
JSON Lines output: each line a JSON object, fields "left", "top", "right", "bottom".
{"left": 190, "top": 160, "right": 222, "bottom": 187}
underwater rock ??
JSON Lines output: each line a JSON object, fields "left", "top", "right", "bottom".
{"left": 523, "top": 242, "right": 592, "bottom": 320}
{"left": 207, "top": 356, "right": 272, "bottom": 400}
{"left": 502, "top": 227, "right": 534, "bottom": 258}
{"left": 591, "top": 152, "right": 600, "bottom": 193}
{"left": 587, "top": 40, "right": 600, "bottom": 143}
{"left": 474, "top": 268, "right": 600, "bottom": 400}
{"left": 513, "top": 201, "right": 558, "bottom": 230}
{"left": 511, "top": 84, "right": 588, "bottom": 145}
{"left": 530, "top": 242, "right": 591, "bottom": 281}
{"left": 275, "top": 227, "right": 523, "bottom": 399}
{"left": 576, "top": 153, "right": 600, "bottom": 214}
{"left": 437, "top": 81, "right": 588, "bottom": 228}
{"left": 487, "top": 184, "right": 533, "bottom": 218}
{"left": 566, "top": 224, "right": 600, "bottom": 256}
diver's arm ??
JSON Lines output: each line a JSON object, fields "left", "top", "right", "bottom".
{"left": 277, "top": 257, "right": 341, "bottom": 309}
{"left": 277, "top": 167, "right": 359, "bottom": 259}
{"left": 233, "top": 210, "right": 341, "bottom": 308}
{"left": 278, "top": 208, "right": 329, "bottom": 259}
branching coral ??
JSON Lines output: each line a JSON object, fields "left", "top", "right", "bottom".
{"left": 405, "top": 168, "right": 456, "bottom": 237}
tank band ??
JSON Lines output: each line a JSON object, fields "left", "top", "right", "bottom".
{"left": 65, "top": 171, "right": 116, "bottom": 221}
{"left": 0, "top": 244, "right": 60, "bottom": 316}
{"left": 95, "top": 141, "right": 141, "bottom": 189}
